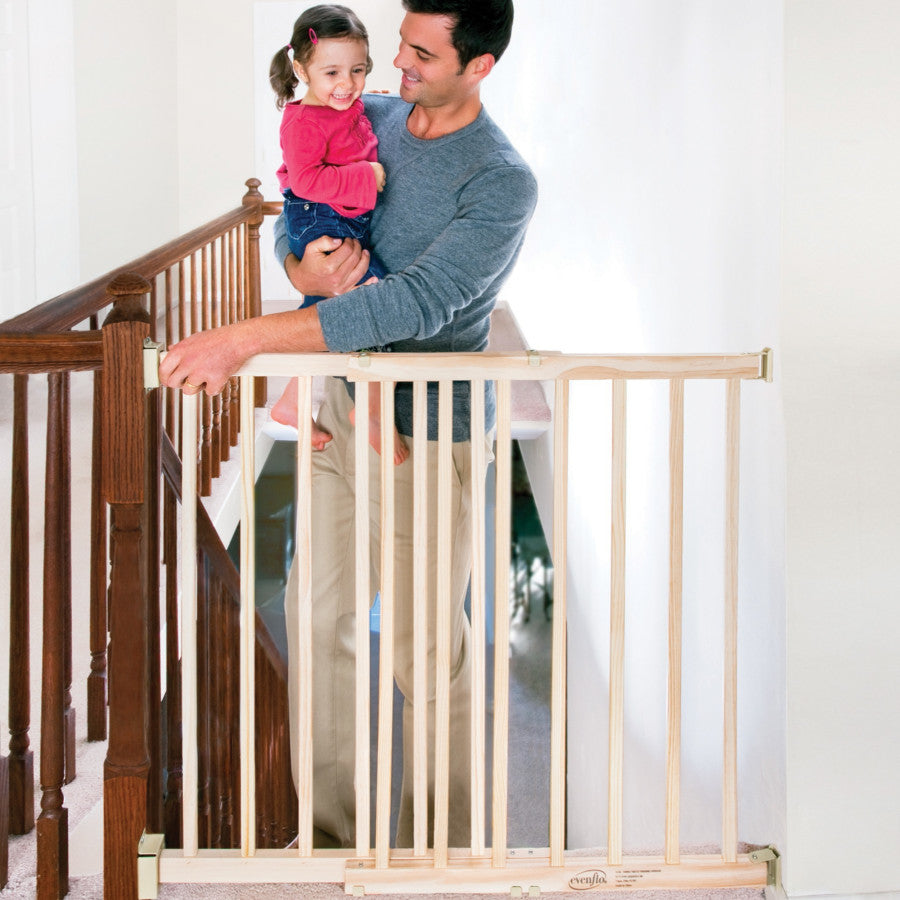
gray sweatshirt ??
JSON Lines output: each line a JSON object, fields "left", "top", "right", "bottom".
{"left": 274, "top": 93, "right": 538, "bottom": 440}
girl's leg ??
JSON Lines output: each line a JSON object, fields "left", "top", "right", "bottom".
{"left": 348, "top": 385, "right": 408, "bottom": 465}
{"left": 270, "top": 377, "right": 332, "bottom": 451}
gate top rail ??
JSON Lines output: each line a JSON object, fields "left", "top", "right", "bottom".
{"left": 224, "top": 348, "right": 771, "bottom": 383}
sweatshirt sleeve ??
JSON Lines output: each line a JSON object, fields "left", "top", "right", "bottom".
{"left": 316, "top": 161, "right": 538, "bottom": 351}
{"left": 281, "top": 113, "right": 376, "bottom": 211}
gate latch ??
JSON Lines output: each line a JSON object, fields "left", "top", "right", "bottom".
{"left": 137, "top": 831, "right": 165, "bottom": 899}
{"left": 143, "top": 338, "right": 164, "bottom": 390}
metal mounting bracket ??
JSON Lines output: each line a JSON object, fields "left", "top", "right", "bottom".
{"left": 137, "top": 831, "right": 165, "bottom": 899}
{"left": 749, "top": 845, "right": 782, "bottom": 888}
{"left": 527, "top": 349, "right": 542, "bottom": 367}
{"left": 759, "top": 346, "right": 774, "bottom": 382}
{"left": 143, "top": 338, "right": 164, "bottom": 390}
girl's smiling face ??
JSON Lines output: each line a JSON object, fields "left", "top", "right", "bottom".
{"left": 294, "top": 37, "right": 369, "bottom": 111}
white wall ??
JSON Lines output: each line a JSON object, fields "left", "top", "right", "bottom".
{"left": 783, "top": 2, "right": 900, "bottom": 896}
{"left": 483, "top": 0, "right": 785, "bottom": 855}
{"left": 72, "top": 0, "right": 179, "bottom": 281}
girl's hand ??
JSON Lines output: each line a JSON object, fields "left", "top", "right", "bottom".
{"left": 370, "top": 161, "right": 386, "bottom": 192}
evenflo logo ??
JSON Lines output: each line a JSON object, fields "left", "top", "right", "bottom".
{"left": 569, "top": 869, "right": 608, "bottom": 890}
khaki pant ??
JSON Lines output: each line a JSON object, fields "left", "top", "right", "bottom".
{"left": 285, "top": 377, "right": 491, "bottom": 848}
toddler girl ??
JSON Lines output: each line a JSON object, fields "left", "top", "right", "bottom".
{"left": 268, "top": 4, "right": 407, "bottom": 464}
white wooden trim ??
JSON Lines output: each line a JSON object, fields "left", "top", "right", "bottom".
{"left": 226, "top": 351, "right": 765, "bottom": 383}
{"left": 375, "top": 381, "right": 396, "bottom": 869}
{"left": 469, "top": 380, "right": 488, "bottom": 857}
{"left": 412, "top": 381, "right": 429, "bottom": 856}
{"left": 433, "top": 380, "right": 453, "bottom": 868}
{"left": 665, "top": 378, "right": 685, "bottom": 865}
{"left": 180, "top": 391, "right": 199, "bottom": 857}
{"left": 491, "top": 381, "right": 513, "bottom": 868}
{"left": 354, "top": 382, "right": 372, "bottom": 858}
{"left": 723, "top": 378, "right": 741, "bottom": 862}
{"left": 608, "top": 380, "right": 627, "bottom": 865}
{"left": 239, "top": 376, "right": 257, "bottom": 857}
{"left": 295, "top": 376, "right": 314, "bottom": 857}
{"left": 549, "top": 379, "right": 568, "bottom": 868}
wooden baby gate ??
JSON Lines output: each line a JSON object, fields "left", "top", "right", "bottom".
{"left": 145, "top": 347, "right": 776, "bottom": 896}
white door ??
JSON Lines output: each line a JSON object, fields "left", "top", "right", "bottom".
{"left": 0, "top": 0, "right": 36, "bottom": 321}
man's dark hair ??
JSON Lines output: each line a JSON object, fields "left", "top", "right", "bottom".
{"left": 401, "top": 0, "right": 514, "bottom": 69}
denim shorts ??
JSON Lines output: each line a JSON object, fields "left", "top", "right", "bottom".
{"left": 282, "top": 190, "right": 386, "bottom": 308}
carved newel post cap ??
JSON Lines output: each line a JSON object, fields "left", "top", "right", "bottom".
{"left": 104, "top": 273, "right": 152, "bottom": 326}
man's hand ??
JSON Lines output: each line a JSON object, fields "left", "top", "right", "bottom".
{"left": 159, "top": 321, "right": 257, "bottom": 395}
{"left": 285, "top": 234, "right": 371, "bottom": 298}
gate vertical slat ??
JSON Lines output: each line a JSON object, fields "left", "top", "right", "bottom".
{"left": 490, "top": 380, "right": 512, "bottom": 868}
{"left": 411, "top": 381, "right": 429, "bottom": 856}
{"left": 723, "top": 378, "right": 741, "bottom": 862}
{"left": 239, "top": 376, "right": 257, "bottom": 856}
{"left": 549, "top": 379, "right": 569, "bottom": 867}
{"left": 433, "top": 380, "right": 453, "bottom": 868}
{"left": 469, "top": 379, "right": 487, "bottom": 857}
{"left": 354, "top": 383, "right": 372, "bottom": 857}
{"left": 375, "top": 381, "right": 397, "bottom": 869}
{"left": 181, "top": 392, "right": 200, "bottom": 856}
{"left": 295, "top": 376, "right": 315, "bottom": 857}
{"left": 666, "top": 378, "right": 685, "bottom": 865}
{"left": 608, "top": 379, "right": 627, "bottom": 865}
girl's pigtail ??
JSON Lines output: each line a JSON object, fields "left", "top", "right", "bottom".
{"left": 269, "top": 45, "right": 298, "bottom": 110}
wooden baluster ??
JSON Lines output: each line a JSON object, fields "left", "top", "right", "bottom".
{"left": 0, "top": 753, "right": 7, "bottom": 889}
{"left": 210, "top": 240, "right": 223, "bottom": 479}
{"left": 8, "top": 374, "right": 35, "bottom": 834}
{"left": 37, "top": 371, "right": 70, "bottom": 899}
{"left": 242, "top": 178, "right": 266, "bottom": 407}
{"left": 197, "top": 554, "right": 212, "bottom": 848}
{"left": 164, "top": 268, "right": 176, "bottom": 445}
{"left": 59, "top": 373, "right": 76, "bottom": 786}
{"left": 200, "top": 245, "right": 213, "bottom": 496}
{"left": 163, "top": 478, "right": 183, "bottom": 848}
{"left": 88, "top": 367, "right": 109, "bottom": 741}
{"left": 230, "top": 229, "right": 240, "bottom": 448}
{"left": 218, "top": 238, "right": 233, "bottom": 464}
{"left": 102, "top": 273, "right": 153, "bottom": 899}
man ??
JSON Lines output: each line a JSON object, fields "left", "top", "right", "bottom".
{"left": 160, "top": 0, "right": 537, "bottom": 849}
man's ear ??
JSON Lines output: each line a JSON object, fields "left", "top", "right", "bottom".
{"left": 467, "top": 53, "right": 496, "bottom": 83}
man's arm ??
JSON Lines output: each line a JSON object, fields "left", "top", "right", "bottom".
{"left": 158, "top": 305, "right": 326, "bottom": 394}
{"left": 274, "top": 212, "right": 372, "bottom": 298}
{"left": 315, "top": 163, "right": 538, "bottom": 352}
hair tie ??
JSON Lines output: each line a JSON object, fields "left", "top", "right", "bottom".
{"left": 286, "top": 44, "right": 292, "bottom": 52}
{"left": 309, "top": 28, "right": 318, "bottom": 44}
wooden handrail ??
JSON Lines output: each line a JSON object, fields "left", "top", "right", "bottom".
{"left": 0, "top": 332, "right": 103, "bottom": 373}
{"left": 0, "top": 179, "right": 264, "bottom": 335}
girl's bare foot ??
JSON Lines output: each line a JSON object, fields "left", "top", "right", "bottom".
{"left": 349, "top": 407, "right": 408, "bottom": 465}
{"left": 310, "top": 420, "right": 332, "bottom": 451}
{"left": 271, "top": 379, "right": 331, "bottom": 449}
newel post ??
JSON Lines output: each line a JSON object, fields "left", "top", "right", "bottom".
{"left": 242, "top": 177, "right": 267, "bottom": 407}
{"left": 101, "top": 273, "right": 155, "bottom": 900}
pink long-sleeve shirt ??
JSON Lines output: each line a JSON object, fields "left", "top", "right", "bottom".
{"left": 276, "top": 99, "right": 379, "bottom": 217}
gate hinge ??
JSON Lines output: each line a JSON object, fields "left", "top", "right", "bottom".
{"left": 137, "top": 831, "right": 165, "bottom": 899}
{"left": 749, "top": 845, "right": 781, "bottom": 888}
{"left": 527, "top": 349, "right": 542, "bottom": 367}
{"left": 143, "top": 338, "right": 164, "bottom": 390}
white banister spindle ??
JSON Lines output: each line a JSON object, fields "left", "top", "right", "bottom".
{"left": 295, "top": 376, "right": 314, "bottom": 857}
{"left": 354, "top": 382, "right": 372, "bottom": 858}
{"left": 491, "top": 380, "right": 512, "bottom": 868}
{"left": 180, "top": 391, "right": 199, "bottom": 857}
{"left": 549, "top": 379, "right": 568, "bottom": 867}
{"left": 469, "top": 379, "right": 487, "bottom": 857}
{"left": 239, "top": 376, "right": 257, "bottom": 857}
{"left": 608, "top": 379, "right": 627, "bottom": 865}
{"left": 666, "top": 378, "right": 685, "bottom": 865}
{"left": 723, "top": 378, "right": 741, "bottom": 862}
{"left": 411, "top": 381, "right": 429, "bottom": 856}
